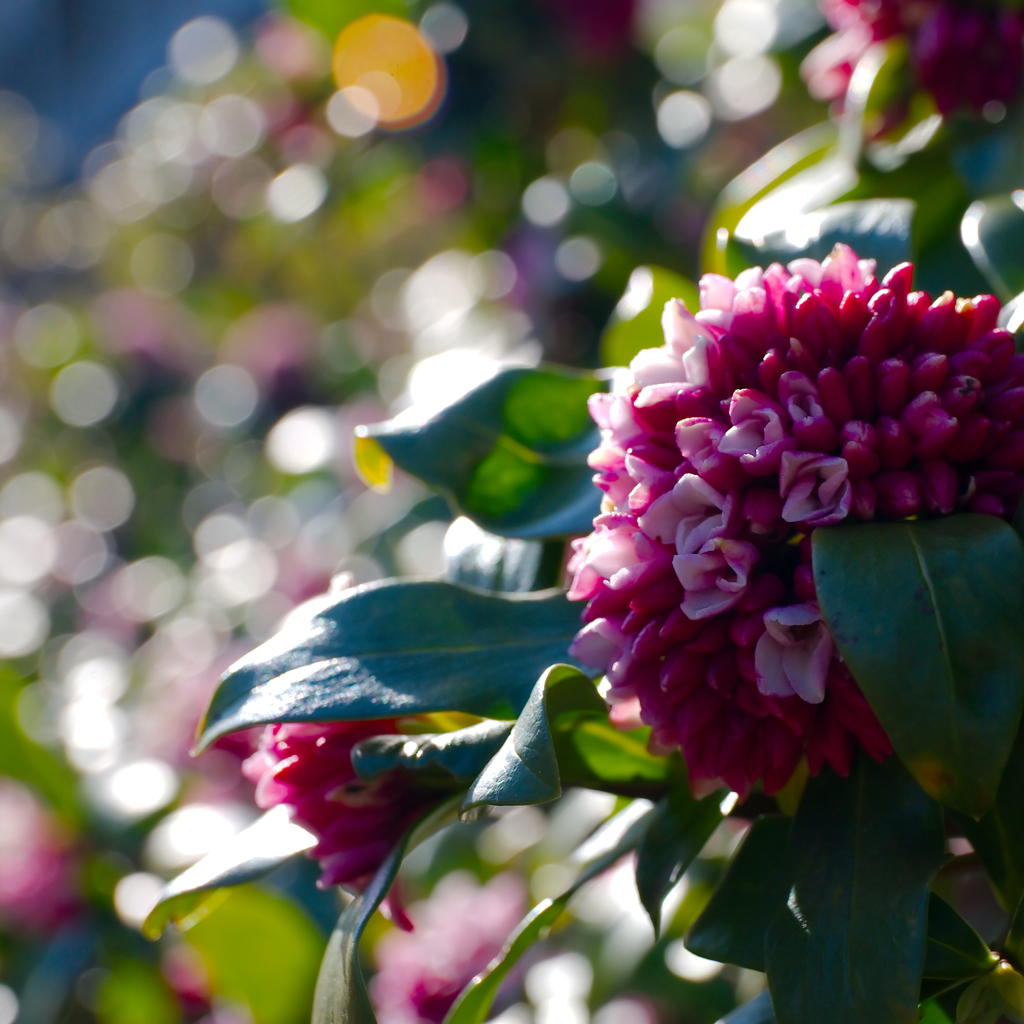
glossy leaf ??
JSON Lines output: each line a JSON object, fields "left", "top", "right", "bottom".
{"left": 962, "top": 195, "right": 1024, "bottom": 302}
{"left": 601, "top": 265, "right": 699, "bottom": 368}
{"left": 813, "top": 515, "right": 1024, "bottom": 816}
{"left": 351, "top": 720, "right": 513, "bottom": 784}
{"left": 197, "top": 580, "right": 584, "bottom": 749}
{"left": 443, "top": 517, "right": 565, "bottom": 593}
{"left": 923, "top": 893, "right": 997, "bottom": 981}
{"left": 764, "top": 755, "right": 946, "bottom": 1024}
{"left": 359, "top": 367, "right": 604, "bottom": 539}
{"left": 717, "top": 990, "right": 777, "bottom": 1024}
{"left": 733, "top": 199, "right": 914, "bottom": 278}
{"left": 143, "top": 807, "right": 317, "bottom": 939}
{"left": 185, "top": 885, "right": 325, "bottom": 1024}
{"left": 701, "top": 121, "right": 840, "bottom": 276}
{"left": 461, "top": 665, "right": 682, "bottom": 814}
{"left": 957, "top": 725, "right": 1024, "bottom": 911}
{"left": 444, "top": 799, "right": 656, "bottom": 1024}
{"left": 686, "top": 815, "right": 793, "bottom": 972}
{"left": 636, "top": 786, "right": 727, "bottom": 933}
{"left": 313, "top": 799, "right": 459, "bottom": 1024}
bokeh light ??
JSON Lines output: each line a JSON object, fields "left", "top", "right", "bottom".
{"left": 332, "top": 15, "right": 445, "bottom": 130}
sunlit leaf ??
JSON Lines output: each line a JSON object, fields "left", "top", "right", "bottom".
{"left": 186, "top": 885, "right": 326, "bottom": 1024}
{"left": 443, "top": 518, "right": 565, "bottom": 593}
{"left": 143, "top": 806, "right": 317, "bottom": 939}
{"left": 635, "top": 786, "right": 727, "bottom": 933}
{"left": 358, "top": 367, "right": 604, "bottom": 539}
{"left": 601, "top": 265, "right": 698, "bottom": 368}
{"left": 765, "top": 755, "right": 946, "bottom": 1024}
{"left": 352, "top": 720, "right": 513, "bottom": 784}
{"left": 962, "top": 195, "right": 1024, "bottom": 302}
{"left": 733, "top": 199, "right": 914, "bottom": 278}
{"left": 460, "top": 665, "right": 683, "bottom": 815}
{"left": 701, "top": 122, "right": 842, "bottom": 276}
{"left": 813, "top": 516, "right": 1024, "bottom": 817}
{"left": 197, "top": 580, "right": 585, "bottom": 749}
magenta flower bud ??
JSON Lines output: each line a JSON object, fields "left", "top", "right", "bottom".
{"left": 786, "top": 337, "right": 822, "bottom": 378}
{"left": 817, "top": 366, "right": 854, "bottom": 426}
{"left": 851, "top": 478, "right": 877, "bottom": 521}
{"left": 918, "top": 458, "right": 958, "bottom": 514}
{"left": 875, "top": 358, "right": 910, "bottom": 417}
{"left": 708, "top": 649, "right": 741, "bottom": 695}
{"left": 660, "top": 650, "right": 711, "bottom": 698}
{"left": 743, "top": 486, "right": 784, "bottom": 531}
{"left": 857, "top": 312, "right": 888, "bottom": 365}
{"left": 949, "top": 347, "right": 989, "bottom": 380}
{"left": 869, "top": 286, "right": 910, "bottom": 350}
{"left": 986, "top": 386, "right": 1024, "bottom": 426}
{"left": 901, "top": 391, "right": 943, "bottom": 435}
{"left": 972, "top": 492, "right": 1006, "bottom": 516}
{"left": 945, "top": 412, "right": 992, "bottom": 463}
{"left": 839, "top": 419, "right": 878, "bottom": 449}
{"left": 985, "top": 431, "right": 1024, "bottom": 473}
{"left": 909, "top": 352, "right": 949, "bottom": 395}
{"left": 838, "top": 289, "right": 870, "bottom": 341}
{"left": 780, "top": 372, "right": 838, "bottom": 451}
{"left": 876, "top": 416, "right": 914, "bottom": 470}
{"left": 841, "top": 441, "right": 881, "bottom": 480}
{"left": 882, "top": 262, "right": 914, "bottom": 297}
{"left": 911, "top": 291, "right": 966, "bottom": 354}
{"left": 793, "top": 564, "right": 817, "bottom": 602}
{"left": 965, "top": 294, "right": 1001, "bottom": 343}
{"left": 970, "top": 329, "right": 1019, "bottom": 385}
{"left": 737, "top": 571, "right": 787, "bottom": 612}
{"left": 634, "top": 383, "right": 686, "bottom": 431}
{"left": 632, "top": 616, "right": 675, "bottom": 660}
{"left": 729, "top": 609, "right": 767, "bottom": 649}
{"left": 242, "top": 721, "right": 439, "bottom": 890}
{"left": 844, "top": 355, "right": 876, "bottom": 421}
{"left": 875, "top": 471, "right": 921, "bottom": 519}
{"left": 686, "top": 614, "right": 733, "bottom": 653}
{"left": 939, "top": 375, "right": 982, "bottom": 418}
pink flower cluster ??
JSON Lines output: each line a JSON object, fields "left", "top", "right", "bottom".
{"left": 242, "top": 720, "right": 438, "bottom": 889}
{"left": 569, "top": 244, "right": 1024, "bottom": 794}
{"left": 370, "top": 871, "right": 526, "bottom": 1024}
{"left": 803, "top": 0, "right": 1024, "bottom": 116}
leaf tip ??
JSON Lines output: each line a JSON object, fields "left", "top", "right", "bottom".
{"left": 353, "top": 430, "right": 393, "bottom": 491}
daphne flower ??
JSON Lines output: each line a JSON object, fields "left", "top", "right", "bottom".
{"left": 755, "top": 604, "right": 834, "bottom": 703}
{"left": 779, "top": 451, "right": 853, "bottom": 526}
{"left": 572, "top": 242, "right": 1024, "bottom": 795}
{"left": 242, "top": 721, "right": 439, "bottom": 889}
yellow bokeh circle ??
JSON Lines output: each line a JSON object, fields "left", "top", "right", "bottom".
{"left": 332, "top": 14, "right": 444, "bottom": 130}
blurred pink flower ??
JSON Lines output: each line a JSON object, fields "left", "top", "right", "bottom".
{"left": 0, "top": 778, "right": 78, "bottom": 931}
{"left": 370, "top": 871, "right": 526, "bottom": 1024}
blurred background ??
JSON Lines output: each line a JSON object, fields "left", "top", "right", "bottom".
{"left": 0, "top": 1, "right": 832, "bottom": 1022}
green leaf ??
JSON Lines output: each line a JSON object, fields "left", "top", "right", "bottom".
{"left": 957, "top": 725, "right": 1024, "bottom": 910}
{"left": 358, "top": 366, "right": 604, "bottom": 539}
{"left": 460, "top": 665, "right": 682, "bottom": 814}
{"left": 313, "top": 799, "right": 459, "bottom": 1024}
{"left": 444, "top": 799, "right": 657, "bottom": 1024}
{"left": 0, "top": 669, "right": 79, "bottom": 825}
{"left": 443, "top": 519, "right": 565, "bottom": 592}
{"left": 764, "top": 755, "right": 946, "bottom": 1024}
{"left": 186, "top": 885, "right": 326, "bottom": 1024}
{"left": 287, "top": 0, "right": 410, "bottom": 42}
{"left": 717, "top": 990, "right": 777, "bottom": 1024}
{"left": 813, "top": 515, "right": 1024, "bottom": 817}
{"left": 196, "top": 580, "right": 585, "bottom": 750}
{"left": 923, "top": 893, "right": 997, "bottom": 981}
{"left": 601, "top": 265, "right": 699, "bottom": 368}
{"left": 143, "top": 806, "right": 317, "bottom": 939}
{"left": 351, "top": 720, "right": 513, "bottom": 784}
{"left": 732, "top": 199, "right": 914, "bottom": 279}
{"left": 701, "top": 121, "right": 840, "bottom": 276}
{"left": 962, "top": 195, "right": 1024, "bottom": 303}
{"left": 686, "top": 815, "right": 793, "bottom": 972}
{"left": 636, "top": 787, "right": 727, "bottom": 933}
